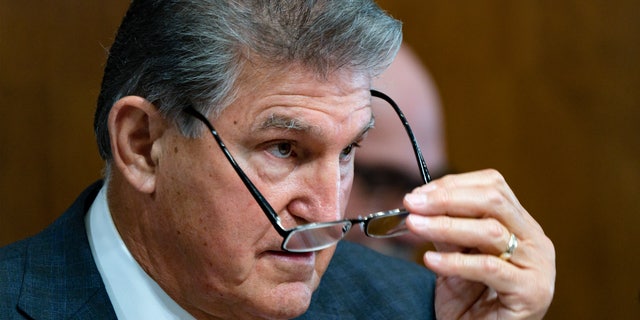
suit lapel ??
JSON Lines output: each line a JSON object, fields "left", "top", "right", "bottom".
{"left": 17, "top": 182, "right": 117, "bottom": 319}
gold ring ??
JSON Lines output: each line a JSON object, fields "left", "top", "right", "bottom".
{"left": 499, "top": 233, "right": 518, "bottom": 261}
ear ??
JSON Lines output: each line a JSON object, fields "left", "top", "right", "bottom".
{"left": 108, "top": 96, "right": 166, "bottom": 194}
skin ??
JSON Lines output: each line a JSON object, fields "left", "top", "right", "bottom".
{"left": 405, "top": 170, "right": 556, "bottom": 319}
{"left": 348, "top": 44, "right": 556, "bottom": 318}
{"left": 105, "top": 60, "right": 556, "bottom": 319}
{"left": 106, "top": 64, "right": 373, "bottom": 319}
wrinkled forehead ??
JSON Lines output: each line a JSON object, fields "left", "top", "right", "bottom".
{"left": 236, "top": 61, "right": 371, "bottom": 110}
{"left": 236, "top": 59, "right": 372, "bottom": 93}
{"left": 216, "top": 61, "right": 374, "bottom": 138}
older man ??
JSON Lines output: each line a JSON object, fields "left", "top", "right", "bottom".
{"left": 0, "top": 1, "right": 555, "bottom": 319}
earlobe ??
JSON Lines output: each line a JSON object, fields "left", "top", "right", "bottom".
{"left": 108, "top": 96, "right": 165, "bottom": 194}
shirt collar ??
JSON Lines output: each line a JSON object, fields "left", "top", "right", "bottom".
{"left": 85, "top": 186, "right": 196, "bottom": 320}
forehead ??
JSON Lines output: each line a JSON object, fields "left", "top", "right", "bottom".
{"left": 224, "top": 64, "right": 373, "bottom": 133}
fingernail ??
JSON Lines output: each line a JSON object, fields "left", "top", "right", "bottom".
{"left": 404, "top": 193, "right": 427, "bottom": 207}
{"left": 407, "top": 215, "right": 429, "bottom": 228}
{"left": 425, "top": 251, "right": 442, "bottom": 265}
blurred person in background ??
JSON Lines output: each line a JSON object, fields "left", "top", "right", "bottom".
{"left": 346, "top": 43, "right": 449, "bottom": 262}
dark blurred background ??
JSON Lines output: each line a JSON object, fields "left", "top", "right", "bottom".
{"left": 1, "top": 1, "right": 638, "bottom": 318}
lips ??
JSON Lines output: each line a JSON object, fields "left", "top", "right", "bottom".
{"left": 265, "top": 250, "right": 315, "bottom": 263}
{"left": 261, "top": 250, "right": 317, "bottom": 276}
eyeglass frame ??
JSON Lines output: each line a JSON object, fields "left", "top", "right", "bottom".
{"left": 183, "top": 89, "right": 432, "bottom": 253}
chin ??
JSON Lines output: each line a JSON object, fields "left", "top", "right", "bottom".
{"left": 254, "top": 300, "right": 312, "bottom": 320}
{"left": 189, "top": 288, "right": 313, "bottom": 320}
{"left": 253, "top": 282, "right": 315, "bottom": 319}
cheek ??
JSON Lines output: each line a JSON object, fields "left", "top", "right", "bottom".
{"left": 155, "top": 143, "right": 270, "bottom": 279}
{"left": 164, "top": 194, "right": 274, "bottom": 311}
{"left": 346, "top": 181, "right": 369, "bottom": 218}
{"left": 315, "top": 246, "right": 336, "bottom": 278}
{"left": 172, "top": 180, "right": 264, "bottom": 255}
{"left": 161, "top": 141, "right": 257, "bottom": 234}
{"left": 152, "top": 132, "right": 333, "bottom": 317}
{"left": 340, "top": 173, "right": 354, "bottom": 213}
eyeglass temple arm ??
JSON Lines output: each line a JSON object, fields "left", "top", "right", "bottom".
{"left": 183, "top": 107, "right": 289, "bottom": 237}
{"left": 370, "top": 89, "right": 432, "bottom": 184}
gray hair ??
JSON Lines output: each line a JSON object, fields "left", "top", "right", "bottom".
{"left": 95, "top": 0, "right": 402, "bottom": 168}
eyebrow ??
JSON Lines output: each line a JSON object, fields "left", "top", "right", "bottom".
{"left": 254, "top": 113, "right": 375, "bottom": 140}
{"left": 258, "top": 114, "right": 315, "bottom": 132}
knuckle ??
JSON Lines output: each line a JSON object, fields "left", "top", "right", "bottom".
{"left": 479, "top": 256, "right": 500, "bottom": 273}
{"left": 440, "top": 190, "right": 452, "bottom": 208}
{"left": 482, "top": 169, "right": 510, "bottom": 191}
{"left": 438, "top": 217, "right": 455, "bottom": 236}
{"left": 431, "top": 187, "right": 452, "bottom": 209}
{"left": 484, "top": 188, "right": 505, "bottom": 207}
{"left": 437, "top": 174, "right": 457, "bottom": 190}
{"left": 483, "top": 168, "right": 505, "bottom": 184}
{"left": 486, "top": 218, "right": 505, "bottom": 240}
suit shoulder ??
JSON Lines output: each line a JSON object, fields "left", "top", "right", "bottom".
{"left": 0, "top": 237, "right": 29, "bottom": 261}
{"left": 302, "top": 241, "right": 436, "bottom": 319}
{"left": 0, "top": 238, "right": 29, "bottom": 313}
{"left": 330, "top": 241, "right": 434, "bottom": 289}
{"left": 0, "top": 237, "right": 30, "bottom": 276}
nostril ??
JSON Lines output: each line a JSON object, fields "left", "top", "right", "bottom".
{"left": 285, "top": 196, "right": 343, "bottom": 225}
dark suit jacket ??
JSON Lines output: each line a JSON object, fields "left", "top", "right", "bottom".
{"left": 0, "top": 182, "right": 436, "bottom": 319}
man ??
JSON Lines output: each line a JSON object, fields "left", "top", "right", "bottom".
{"left": 0, "top": 1, "right": 555, "bottom": 319}
{"left": 345, "top": 43, "right": 449, "bottom": 262}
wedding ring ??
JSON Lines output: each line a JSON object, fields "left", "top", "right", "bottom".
{"left": 499, "top": 233, "right": 518, "bottom": 261}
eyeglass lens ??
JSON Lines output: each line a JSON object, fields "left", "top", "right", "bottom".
{"left": 283, "top": 222, "right": 353, "bottom": 253}
{"left": 363, "top": 209, "right": 410, "bottom": 238}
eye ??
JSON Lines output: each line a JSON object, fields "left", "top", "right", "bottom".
{"left": 267, "top": 142, "right": 296, "bottom": 159}
{"left": 339, "top": 142, "right": 360, "bottom": 162}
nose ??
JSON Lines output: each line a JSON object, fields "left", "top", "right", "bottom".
{"left": 285, "top": 157, "right": 345, "bottom": 225}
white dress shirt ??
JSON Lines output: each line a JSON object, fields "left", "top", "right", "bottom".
{"left": 85, "top": 186, "right": 196, "bottom": 320}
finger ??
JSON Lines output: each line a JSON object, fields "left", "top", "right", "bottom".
{"left": 404, "top": 171, "right": 542, "bottom": 238}
{"left": 413, "top": 169, "right": 520, "bottom": 206}
{"left": 406, "top": 215, "right": 511, "bottom": 256}
{"left": 423, "top": 251, "right": 522, "bottom": 294}
{"left": 433, "top": 276, "right": 488, "bottom": 317}
{"left": 404, "top": 186, "right": 531, "bottom": 239}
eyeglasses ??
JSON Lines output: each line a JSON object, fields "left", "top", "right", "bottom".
{"left": 184, "top": 89, "right": 431, "bottom": 253}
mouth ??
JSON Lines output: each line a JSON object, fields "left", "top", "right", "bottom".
{"left": 265, "top": 250, "right": 315, "bottom": 261}
{"left": 261, "top": 249, "right": 317, "bottom": 270}
{"left": 258, "top": 249, "right": 324, "bottom": 282}
{"left": 265, "top": 250, "right": 317, "bottom": 280}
